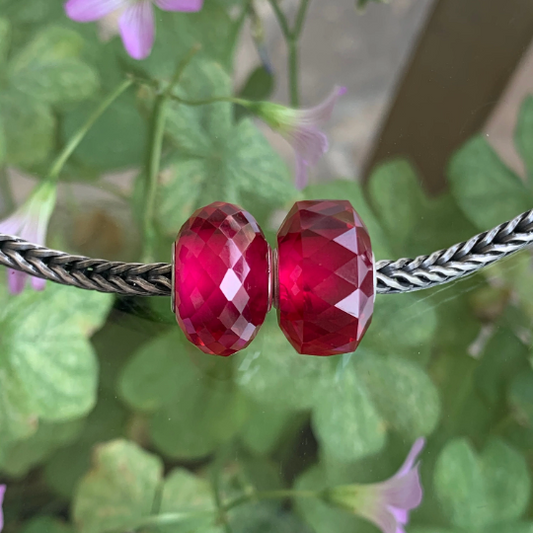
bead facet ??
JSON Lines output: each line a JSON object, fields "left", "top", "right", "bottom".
{"left": 173, "top": 202, "right": 271, "bottom": 356}
{"left": 277, "top": 200, "right": 375, "bottom": 356}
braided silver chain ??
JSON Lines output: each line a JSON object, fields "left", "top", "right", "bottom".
{"left": 1, "top": 208, "right": 533, "bottom": 296}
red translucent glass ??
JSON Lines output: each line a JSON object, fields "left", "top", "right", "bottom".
{"left": 277, "top": 200, "right": 375, "bottom": 356}
{"left": 174, "top": 202, "right": 270, "bottom": 356}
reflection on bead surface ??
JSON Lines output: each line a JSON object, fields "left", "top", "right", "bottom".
{"left": 174, "top": 202, "right": 270, "bottom": 356}
{"left": 277, "top": 200, "right": 375, "bottom": 356}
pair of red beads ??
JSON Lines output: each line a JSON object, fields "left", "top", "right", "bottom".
{"left": 172, "top": 200, "right": 375, "bottom": 357}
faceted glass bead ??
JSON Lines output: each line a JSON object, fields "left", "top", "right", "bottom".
{"left": 174, "top": 202, "right": 270, "bottom": 356}
{"left": 277, "top": 200, "right": 375, "bottom": 356}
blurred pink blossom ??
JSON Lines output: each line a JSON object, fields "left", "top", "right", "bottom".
{"left": 324, "top": 438, "right": 425, "bottom": 533}
{"left": 0, "top": 485, "right": 6, "bottom": 532}
{"left": 0, "top": 182, "right": 56, "bottom": 294}
{"left": 250, "top": 86, "right": 346, "bottom": 189}
{"left": 65, "top": 0, "right": 204, "bottom": 60}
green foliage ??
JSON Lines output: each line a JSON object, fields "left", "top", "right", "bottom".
{"left": 148, "top": 60, "right": 294, "bottom": 236}
{"left": 120, "top": 330, "right": 248, "bottom": 459}
{"left": 73, "top": 440, "right": 163, "bottom": 533}
{"left": 448, "top": 136, "right": 533, "bottom": 229}
{"left": 0, "top": 284, "right": 112, "bottom": 462}
{"left": 434, "top": 438, "right": 531, "bottom": 530}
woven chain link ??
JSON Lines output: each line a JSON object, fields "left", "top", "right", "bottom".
{"left": 1, "top": 208, "right": 533, "bottom": 296}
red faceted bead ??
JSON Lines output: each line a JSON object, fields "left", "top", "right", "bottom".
{"left": 277, "top": 200, "right": 375, "bottom": 356}
{"left": 173, "top": 202, "right": 271, "bottom": 356}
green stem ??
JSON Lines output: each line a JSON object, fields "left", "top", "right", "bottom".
{"left": 170, "top": 94, "right": 249, "bottom": 107}
{"left": 47, "top": 79, "right": 133, "bottom": 182}
{"left": 267, "top": 0, "right": 292, "bottom": 41}
{"left": 131, "top": 489, "right": 319, "bottom": 530}
{"left": 288, "top": 40, "right": 299, "bottom": 107}
{"left": 141, "top": 45, "right": 201, "bottom": 262}
{"left": 293, "top": 0, "right": 310, "bottom": 39}
{"left": 222, "top": 489, "right": 318, "bottom": 513}
{"left": 267, "top": 0, "right": 311, "bottom": 107}
{"left": 0, "top": 166, "right": 14, "bottom": 213}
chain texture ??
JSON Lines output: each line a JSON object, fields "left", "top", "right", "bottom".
{"left": 1, "top": 208, "right": 533, "bottom": 296}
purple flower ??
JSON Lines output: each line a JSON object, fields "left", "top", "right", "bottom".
{"left": 324, "top": 438, "right": 425, "bottom": 533}
{"left": 0, "top": 485, "right": 5, "bottom": 532}
{"left": 65, "top": 0, "right": 204, "bottom": 60}
{"left": 249, "top": 86, "right": 346, "bottom": 189}
{"left": 0, "top": 182, "right": 57, "bottom": 294}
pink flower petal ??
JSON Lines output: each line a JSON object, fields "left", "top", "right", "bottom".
{"left": 0, "top": 485, "right": 5, "bottom": 533}
{"left": 119, "top": 1, "right": 155, "bottom": 60}
{"left": 388, "top": 506, "right": 408, "bottom": 525}
{"left": 296, "top": 85, "right": 347, "bottom": 126}
{"left": 8, "top": 269, "right": 27, "bottom": 294}
{"left": 30, "top": 276, "right": 46, "bottom": 291}
{"left": 380, "top": 466, "right": 423, "bottom": 511}
{"left": 65, "top": 0, "right": 126, "bottom": 22}
{"left": 295, "top": 156, "right": 309, "bottom": 190}
{"left": 155, "top": 0, "right": 203, "bottom": 11}
{"left": 395, "top": 438, "right": 425, "bottom": 478}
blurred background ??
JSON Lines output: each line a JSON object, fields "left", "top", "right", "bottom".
{"left": 2, "top": 0, "right": 533, "bottom": 532}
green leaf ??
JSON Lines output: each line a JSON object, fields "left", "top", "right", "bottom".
{"left": 154, "top": 60, "right": 294, "bottom": 235}
{"left": 508, "top": 369, "right": 533, "bottom": 427}
{"left": 159, "top": 468, "right": 220, "bottom": 533}
{"left": 73, "top": 440, "right": 163, "bottom": 533}
{"left": 150, "top": 375, "right": 248, "bottom": 459}
{"left": 361, "top": 292, "right": 438, "bottom": 362}
{"left": 434, "top": 438, "right": 531, "bottom": 529}
{"left": 0, "top": 283, "right": 112, "bottom": 423}
{"left": 44, "top": 395, "right": 127, "bottom": 499}
{"left": 474, "top": 327, "right": 529, "bottom": 407}
{"left": 121, "top": 330, "right": 248, "bottom": 459}
{"left": 9, "top": 26, "right": 99, "bottom": 104}
{"left": 238, "top": 66, "right": 275, "bottom": 102}
{"left": 0, "top": 419, "right": 83, "bottom": 477}
{"left": 240, "top": 404, "right": 295, "bottom": 456}
{"left": 304, "top": 180, "right": 390, "bottom": 260}
{"left": 355, "top": 355, "right": 441, "bottom": 439}
{"left": 118, "top": 334, "right": 185, "bottom": 413}
{"left": 486, "top": 524, "right": 533, "bottom": 533}
{"left": 0, "top": 89, "right": 55, "bottom": 167}
{"left": 367, "top": 159, "right": 426, "bottom": 253}
{"left": 235, "top": 66, "right": 275, "bottom": 121}
{"left": 448, "top": 136, "right": 533, "bottom": 229}
{"left": 0, "top": 17, "right": 10, "bottom": 65}
{"left": 311, "top": 364, "right": 386, "bottom": 463}
{"left": 516, "top": 96, "right": 533, "bottom": 180}
{"left": 20, "top": 517, "right": 74, "bottom": 533}
{"left": 62, "top": 89, "right": 147, "bottom": 171}
{"left": 234, "top": 314, "right": 327, "bottom": 413}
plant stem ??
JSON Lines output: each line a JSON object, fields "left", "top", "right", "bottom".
{"left": 0, "top": 166, "right": 14, "bottom": 214}
{"left": 288, "top": 40, "right": 299, "bottom": 107}
{"left": 267, "top": 0, "right": 311, "bottom": 107}
{"left": 141, "top": 45, "right": 201, "bottom": 262}
{"left": 47, "top": 79, "right": 133, "bottom": 182}
{"left": 131, "top": 489, "right": 319, "bottom": 530}
{"left": 293, "top": 0, "right": 310, "bottom": 39}
{"left": 222, "top": 489, "right": 318, "bottom": 513}
{"left": 267, "top": 0, "right": 292, "bottom": 41}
